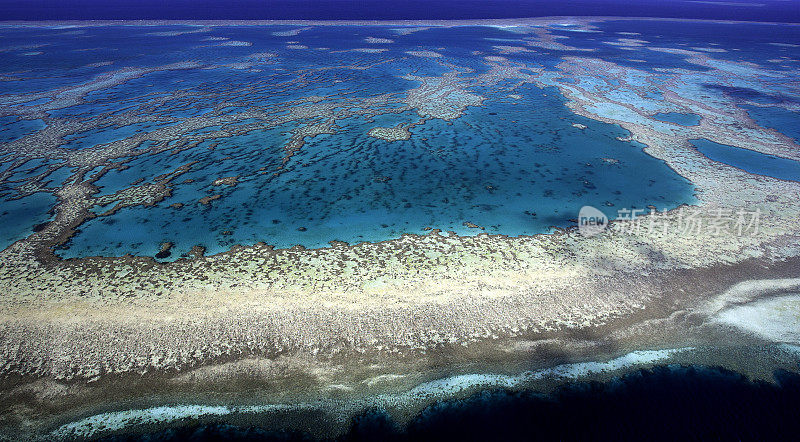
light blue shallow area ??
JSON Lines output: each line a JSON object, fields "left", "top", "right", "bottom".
{"left": 58, "top": 84, "right": 697, "bottom": 261}
{"left": 691, "top": 138, "right": 800, "bottom": 182}
{"left": 652, "top": 112, "right": 701, "bottom": 126}
{"left": 61, "top": 122, "right": 171, "bottom": 150}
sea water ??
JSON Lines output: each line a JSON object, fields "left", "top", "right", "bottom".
{"left": 691, "top": 138, "right": 800, "bottom": 182}
{"left": 57, "top": 82, "right": 696, "bottom": 260}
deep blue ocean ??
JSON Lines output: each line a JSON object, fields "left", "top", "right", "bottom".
{"left": 2, "top": 0, "right": 799, "bottom": 22}
{"left": 99, "top": 366, "right": 800, "bottom": 441}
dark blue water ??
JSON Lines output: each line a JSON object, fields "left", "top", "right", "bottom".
{"left": 2, "top": 0, "right": 799, "bottom": 22}
{"left": 691, "top": 138, "right": 800, "bottom": 182}
{"left": 555, "top": 19, "right": 800, "bottom": 73}
{"left": 56, "top": 82, "right": 696, "bottom": 260}
{"left": 98, "top": 365, "right": 800, "bottom": 442}
{"left": 742, "top": 105, "right": 800, "bottom": 144}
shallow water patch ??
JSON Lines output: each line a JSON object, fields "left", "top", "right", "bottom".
{"left": 691, "top": 138, "right": 800, "bottom": 182}
{"left": 652, "top": 112, "right": 701, "bottom": 126}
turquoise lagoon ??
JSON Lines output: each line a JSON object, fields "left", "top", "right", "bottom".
{"left": 691, "top": 138, "right": 800, "bottom": 182}
{"left": 6, "top": 22, "right": 800, "bottom": 259}
{"left": 0, "top": 192, "right": 56, "bottom": 247}
{"left": 57, "top": 83, "right": 697, "bottom": 260}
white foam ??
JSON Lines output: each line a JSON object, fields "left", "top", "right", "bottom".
{"left": 52, "top": 348, "right": 692, "bottom": 438}
{"left": 55, "top": 405, "right": 231, "bottom": 438}
{"left": 376, "top": 348, "right": 692, "bottom": 406}
{"left": 529, "top": 348, "right": 689, "bottom": 379}
{"left": 219, "top": 40, "right": 252, "bottom": 47}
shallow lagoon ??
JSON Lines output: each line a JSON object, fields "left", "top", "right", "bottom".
{"left": 0, "top": 192, "right": 56, "bottom": 247}
{"left": 58, "top": 83, "right": 696, "bottom": 260}
{"left": 6, "top": 22, "right": 800, "bottom": 259}
{"left": 691, "top": 138, "right": 800, "bottom": 182}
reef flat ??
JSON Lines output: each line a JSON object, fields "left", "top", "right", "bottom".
{"left": 1, "top": 17, "right": 800, "bottom": 439}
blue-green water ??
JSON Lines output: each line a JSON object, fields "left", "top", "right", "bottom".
{"left": 57, "top": 84, "right": 696, "bottom": 260}
{"left": 3, "top": 21, "right": 800, "bottom": 259}
{"left": 0, "top": 192, "right": 56, "bottom": 247}
{"left": 691, "top": 138, "right": 800, "bottom": 182}
{"left": 0, "top": 117, "right": 46, "bottom": 143}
